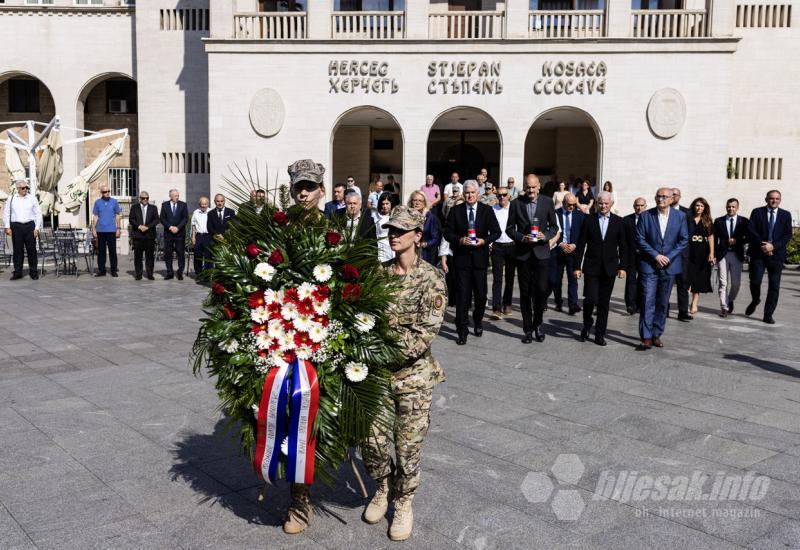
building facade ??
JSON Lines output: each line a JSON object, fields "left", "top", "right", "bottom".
{"left": 0, "top": 0, "right": 798, "bottom": 227}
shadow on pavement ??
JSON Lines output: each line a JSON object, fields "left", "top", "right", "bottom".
{"left": 723, "top": 353, "right": 800, "bottom": 379}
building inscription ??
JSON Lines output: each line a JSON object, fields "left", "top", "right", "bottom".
{"left": 427, "top": 61, "right": 503, "bottom": 95}
{"left": 329, "top": 60, "right": 399, "bottom": 94}
{"left": 533, "top": 61, "right": 607, "bottom": 95}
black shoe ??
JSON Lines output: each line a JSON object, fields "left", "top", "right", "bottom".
{"left": 474, "top": 326, "right": 483, "bottom": 337}
{"left": 522, "top": 332, "right": 533, "bottom": 344}
{"left": 164, "top": 273, "right": 174, "bottom": 280}
{"left": 594, "top": 334, "right": 607, "bottom": 346}
{"left": 727, "top": 301, "right": 734, "bottom": 314}
{"left": 456, "top": 334, "right": 467, "bottom": 346}
{"left": 555, "top": 303, "right": 563, "bottom": 313}
{"left": 177, "top": 272, "right": 183, "bottom": 280}
{"left": 745, "top": 301, "right": 759, "bottom": 316}
{"left": 146, "top": 275, "right": 155, "bottom": 280}
{"left": 534, "top": 327, "right": 545, "bottom": 342}
{"left": 135, "top": 274, "right": 142, "bottom": 280}
{"left": 94, "top": 271, "right": 106, "bottom": 277}
{"left": 763, "top": 316, "right": 775, "bottom": 324}
{"left": 626, "top": 306, "right": 636, "bottom": 315}
{"left": 30, "top": 273, "right": 39, "bottom": 280}
{"left": 10, "top": 273, "right": 23, "bottom": 280}
{"left": 579, "top": 327, "right": 590, "bottom": 342}
{"left": 568, "top": 305, "right": 581, "bottom": 316}
{"left": 111, "top": 272, "right": 119, "bottom": 278}
{"left": 678, "top": 313, "right": 693, "bottom": 321}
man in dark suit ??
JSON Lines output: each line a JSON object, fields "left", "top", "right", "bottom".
{"left": 323, "top": 182, "right": 347, "bottom": 219}
{"left": 671, "top": 187, "right": 693, "bottom": 321}
{"left": 573, "top": 191, "right": 629, "bottom": 346}
{"left": 338, "top": 192, "right": 377, "bottom": 244}
{"left": 128, "top": 190, "right": 159, "bottom": 280}
{"left": 636, "top": 188, "right": 689, "bottom": 350}
{"left": 207, "top": 193, "right": 236, "bottom": 237}
{"left": 549, "top": 193, "right": 584, "bottom": 315}
{"left": 444, "top": 180, "right": 501, "bottom": 345}
{"left": 160, "top": 188, "right": 189, "bottom": 280}
{"left": 713, "top": 198, "right": 749, "bottom": 317}
{"left": 746, "top": 190, "right": 793, "bottom": 324}
{"left": 623, "top": 197, "right": 647, "bottom": 315}
{"left": 506, "top": 174, "right": 558, "bottom": 343}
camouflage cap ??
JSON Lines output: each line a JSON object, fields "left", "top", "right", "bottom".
{"left": 287, "top": 159, "right": 325, "bottom": 186}
{"left": 382, "top": 205, "right": 424, "bottom": 231}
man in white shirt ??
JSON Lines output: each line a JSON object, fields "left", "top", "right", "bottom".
{"left": 3, "top": 180, "right": 42, "bottom": 280}
{"left": 191, "top": 196, "right": 212, "bottom": 277}
{"left": 442, "top": 172, "right": 460, "bottom": 202}
{"left": 506, "top": 176, "right": 519, "bottom": 200}
{"left": 345, "top": 176, "right": 362, "bottom": 198}
{"left": 490, "top": 187, "right": 516, "bottom": 319}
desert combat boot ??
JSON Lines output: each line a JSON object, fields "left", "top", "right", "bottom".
{"left": 363, "top": 477, "right": 391, "bottom": 524}
{"left": 389, "top": 495, "right": 414, "bottom": 541}
{"left": 283, "top": 483, "right": 313, "bottom": 534}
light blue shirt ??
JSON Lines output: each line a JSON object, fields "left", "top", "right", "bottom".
{"left": 598, "top": 213, "right": 609, "bottom": 240}
{"left": 92, "top": 197, "right": 120, "bottom": 232}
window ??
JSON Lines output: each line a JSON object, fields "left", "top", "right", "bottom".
{"left": 162, "top": 152, "right": 211, "bottom": 174}
{"left": 736, "top": 4, "right": 792, "bottom": 27}
{"left": 74, "top": 0, "right": 103, "bottom": 5}
{"left": 531, "top": 0, "right": 604, "bottom": 9}
{"left": 25, "top": 0, "right": 55, "bottom": 5}
{"left": 108, "top": 168, "right": 138, "bottom": 198}
{"left": 9, "top": 79, "right": 40, "bottom": 113}
{"left": 632, "top": 0, "right": 682, "bottom": 8}
{"left": 727, "top": 157, "right": 783, "bottom": 180}
{"left": 335, "top": 0, "right": 404, "bottom": 10}
{"left": 373, "top": 139, "right": 394, "bottom": 150}
{"left": 106, "top": 80, "right": 137, "bottom": 114}
{"left": 259, "top": 0, "right": 305, "bottom": 11}
{"left": 160, "top": 9, "right": 211, "bottom": 31}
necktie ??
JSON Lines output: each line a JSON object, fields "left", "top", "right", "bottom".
{"left": 768, "top": 210, "right": 775, "bottom": 242}
{"left": 172, "top": 203, "right": 176, "bottom": 216}
{"left": 468, "top": 206, "right": 475, "bottom": 226}
{"left": 600, "top": 215, "right": 607, "bottom": 240}
{"left": 219, "top": 209, "right": 223, "bottom": 220}
{"left": 729, "top": 217, "right": 734, "bottom": 239}
{"left": 564, "top": 213, "right": 571, "bottom": 244}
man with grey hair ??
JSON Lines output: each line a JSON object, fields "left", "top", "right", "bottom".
{"left": 623, "top": 197, "right": 648, "bottom": 314}
{"left": 160, "top": 188, "right": 188, "bottom": 280}
{"left": 3, "top": 179, "right": 42, "bottom": 280}
{"left": 91, "top": 184, "right": 121, "bottom": 277}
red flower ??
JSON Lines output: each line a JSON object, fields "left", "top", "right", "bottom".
{"left": 245, "top": 243, "right": 261, "bottom": 258}
{"left": 342, "top": 283, "right": 362, "bottom": 301}
{"left": 342, "top": 264, "right": 360, "bottom": 282}
{"left": 297, "top": 299, "right": 315, "bottom": 316}
{"left": 325, "top": 230, "right": 342, "bottom": 246}
{"left": 267, "top": 249, "right": 285, "bottom": 266}
{"left": 284, "top": 288, "right": 300, "bottom": 303}
{"left": 283, "top": 350, "right": 297, "bottom": 364}
{"left": 282, "top": 319, "right": 294, "bottom": 331}
{"left": 268, "top": 302, "right": 282, "bottom": 318}
{"left": 313, "top": 285, "right": 330, "bottom": 301}
{"left": 223, "top": 303, "right": 237, "bottom": 319}
{"left": 251, "top": 323, "right": 267, "bottom": 334}
{"left": 269, "top": 341, "right": 280, "bottom": 352}
{"left": 294, "top": 331, "right": 311, "bottom": 347}
{"left": 258, "top": 350, "right": 268, "bottom": 358}
{"left": 212, "top": 282, "right": 226, "bottom": 295}
{"left": 273, "top": 211, "right": 288, "bottom": 225}
{"left": 311, "top": 342, "right": 321, "bottom": 352}
{"left": 314, "top": 315, "right": 330, "bottom": 327}
{"left": 248, "top": 291, "right": 266, "bottom": 309}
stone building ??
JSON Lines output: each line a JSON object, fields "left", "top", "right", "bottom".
{"left": 0, "top": 0, "right": 798, "bottom": 228}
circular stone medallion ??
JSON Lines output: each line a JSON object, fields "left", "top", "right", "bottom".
{"left": 647, "top": 88, "right": 686, "bottom": 139}
{"left": 249, "top": 88, "right": 285, "bottom": 137}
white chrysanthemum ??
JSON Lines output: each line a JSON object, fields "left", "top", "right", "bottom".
{"left": 297, "top": 282, "right": 316, "bottom": 301}
{"left": 279, "top": 331, "right": 296, "bottom": 351}
{"left": 281, "top": 302, "right": 299, "bottom": 321}
{"left": 250, "top": 306, "right": 269, "bottom": 324}
{"left": 263, "top": 288, "right": 278, "bottom": 305}
{"left": 218, "top": 338, "right": 239, "bottom": 353}
{"left": 308, "top": 323, "right": 329, "bottom": 343}
{"left": 271, "top": 351, "right": 289, "bottom": 369}
{"left": 313, "top": 299, "right": 331, "bottom": 315}
{"left": 293, "top": 314, "right": 313, "bottom": 332}
{"left": 296, "top": 345, "right": 313, "bottom": 360}
{"left": 344, "top": 361, "right": 369, "bottom": 383}
{"left": 354, "top": 313, "right": 376, "bottom": 333}
{"left": 280, "top": 436, "right": 289, "bottom": 456}
{"left": 255, "top": 332, "right": 272, "bottom": 350}
{"left": 254, "top": 262, "right": 276, "bottom": 282}
{"left": 268, "top": 318, "right": 284, "bottom": 339}
{"left": 313, "top": 264, "right": 333, "bottom": 283}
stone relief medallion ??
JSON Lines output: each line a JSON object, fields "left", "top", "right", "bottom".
{"left": 647, "top": 88, "right": 686, "bottom": 139}
{"left": 249, "top": 88, "right": 285, "bottom": 137}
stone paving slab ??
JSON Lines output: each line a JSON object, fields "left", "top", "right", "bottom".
{"left": 0, "top": 259, "right": 799, "bottom": 549}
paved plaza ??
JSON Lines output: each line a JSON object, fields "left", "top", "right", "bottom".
{"left": 1, "top": 259, "right": 799, "bottom": 549}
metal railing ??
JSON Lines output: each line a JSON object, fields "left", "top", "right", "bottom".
{"left": 428, "top": 10, "right": 505, "bottom": 39}
{"left": 331, "top": 10, "right": 405, "bottom": 39}
{"left": 528, "top": 9, "right": 605, "bottom": 38}
{"left": 631, "top": 9, "right": 708, "bottom": 38}
{"left": 233, "top": 12, "right": 307, "bottom": 40}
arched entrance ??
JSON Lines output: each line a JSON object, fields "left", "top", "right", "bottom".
{"left": 524, "top": 107, "right": 601, "bottom": 196}
{"left": 76, "top": 73, "right": 138, "bottom": 224}
{"left": 331, "top": 106, "right": 403, "bottom": 197}
{"left": 427, "top": 107, "right": 501, "bottom": 190}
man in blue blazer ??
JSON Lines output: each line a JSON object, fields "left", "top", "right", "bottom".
{"left": 160, "top": 189, "right": 189, "bottom": 280}
{"left": 745, "top": 190, "right": 793, "bottom": 324}
{"left": 635, "top": 187, "right": 689, "bottom": 350}
{"left": 548, "top": 193, "right": 584, "bottom": 315}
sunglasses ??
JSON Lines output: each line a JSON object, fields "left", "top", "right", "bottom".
{"left": 139, "top": 196, "right": 149, "bottom": 200}
{"left": 498, "top": 193, "right": 509, "bottom": 198}
{"left": 655, "top": 195, "right": 672, "bottom": 200}
{"left": 293, "top": 181, "right": 320, "bottom": 193}
{"left": 101, "top": 191, "right": 110, "bottom": 194}
{"left": 388, "top": 228, "right": 413, "bottom": 237}
{"left": 18, "top": 186, "right": 29, "bottom": 190}
{"left": 565, "top": 203, "right": 577, "bottom": 207}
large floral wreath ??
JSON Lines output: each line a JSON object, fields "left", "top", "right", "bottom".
{"left": 191, "top": 190, "right": 402, "bottom": 485}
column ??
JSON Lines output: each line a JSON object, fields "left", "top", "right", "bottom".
{"left": 500, "top": 134, "right": 526, "bottom": 186}
{"left": 402, "top": 131, "right": 428, "bottom": 204}
{"left": 707, "top": 0, "right": 735, "bottom": 37}
{"left": 405, "top": 1, "right": 429, "bottom": 39}
{"left": 505, "top": 0, "right": 530, "bottom": 39}
{"left": 306, "top": 0, "right": 332, "bottom": 39}
{"left": 55, "top": 93, "right": 82, "bottom": 228}
{"left": 210, "top": 0, "right": 235, "bottom": 39}
{"left": 605, "top": 0, "right": 632, "bottom": 38}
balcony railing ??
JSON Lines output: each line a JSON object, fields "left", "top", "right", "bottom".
{"left": 233, "top": 12, "right": 307, "bottom": 39}
{"left": 428, "top": 11, "right": 504, "bottom": 39}
{"left": 528, "top": 10, "right": 605, "bottom": 38}
{"left": 331, "top": 11, "right": 405, "bottom": 39}
{"left": 631, "top": 9, "right": 708, "bottom": 38}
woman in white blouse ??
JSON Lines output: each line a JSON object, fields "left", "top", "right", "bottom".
{"left": 552, "top": 181, "right": 568, "bottom": 210}
{"left": 375, "top": 192, "right": 396, "bottom": 263}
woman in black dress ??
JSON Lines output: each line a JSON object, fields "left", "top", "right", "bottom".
{"left": 687, "top": 197, "right": 716, "bottom": 315}
{"left": 576, "top": 180, "right": 595, "bottom": 214}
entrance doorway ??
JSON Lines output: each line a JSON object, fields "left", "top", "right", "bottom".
{"left": 524, "top": 107, "right": 600, "bottom": 196}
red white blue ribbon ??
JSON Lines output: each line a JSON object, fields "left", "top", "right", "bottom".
{"left": 253, "top": 359, "right": 319, "bottom": 485}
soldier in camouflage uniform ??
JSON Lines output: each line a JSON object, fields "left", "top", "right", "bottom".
{"left": 361, "top": 205, "right": 447, "bottom": 542}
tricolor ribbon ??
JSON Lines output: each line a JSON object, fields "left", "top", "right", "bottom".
{"left": 253, "top": 359, "right": 319, "bottom": 485}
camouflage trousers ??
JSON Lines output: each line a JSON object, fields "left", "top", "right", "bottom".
{"left": 362, "top": 384, "right": 433, "bottom": 499}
